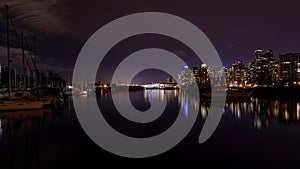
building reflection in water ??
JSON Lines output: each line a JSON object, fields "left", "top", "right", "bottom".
{"left": 222, "top": 98, "right": 300, "bottom": 129}
{"left": 143, "top": 89, "right": 178, "bottom": 102}
{"left": 122, "top": 90, "right": 300, "bottom": 129}
{"left": 178, "top": 91, "right": 199, "bottom": 117}
{"left": 143, "top": 89, "right": 199, "bottom": 118}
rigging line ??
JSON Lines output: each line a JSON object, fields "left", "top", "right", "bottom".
{"left": 24, "top": 36, "right": 40, "bottom": 86}
{"left": 9, "top": 18, "right": 22, "bottom": 47}
{"left": 9, "top": 17, "right": 38, "bottom": 75}
{"left": 25, "top": 56, "right": 33, "bottom": 76}
{"left": 9, "top": 17, "right": 32, "bottom": 60}
{"left": 9, "top": 16, "right": 34, "bottom": 58}
{"left": 24, "top": 36, "right": 38, "bottom": 71}
{"left": 9, "top": 18, "right": 35, "bottom": 80}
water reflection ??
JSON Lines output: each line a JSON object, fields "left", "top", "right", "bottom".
{"left": 178, "top": 91, "right": 200, "bottom": 118}
{"left": 223, "top": 98, "right": 300, "bottom": 129}
{"left": 0, "top": 91, "right": 298, "bottom": 166}
{"left": 140, "top": 90, "right": 300, "bottom": 129}
{"left": 0, "top": 120, "right": 2, "bottom": 138}
{"left": 139, "top": 90, "right": 298, "bottom": 129}
{"left": 0, "top": 105, "right": 64, "bottom": 169}
{"left": 142, "top": 89, "right": 199, "bottom": 118}
{"left": 143, "top": 89, "right": 178, "bottom": 102}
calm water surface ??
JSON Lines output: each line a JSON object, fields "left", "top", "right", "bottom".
{"left": 0, "top": 90, "right": 300, "bottom": 168}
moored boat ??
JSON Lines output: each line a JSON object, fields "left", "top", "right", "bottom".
{"left": 0, "top": 99, "right": 43, "bottom": 111}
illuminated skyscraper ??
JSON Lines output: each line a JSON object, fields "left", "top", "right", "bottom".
{"left": 265, "top": 49, "right": 273, "bottom": 60}
{"left": 248, "top": 48, "right": 277, "bottom": 86}
{"left": 193, "top": 64, "right": 209, "bottom": 86}
{"left": 178, "top": 66, "right": 195, "bottom": 87}
{"left": 228, "top": 60, "right": 248, "bottom": 87}
{"left": 255, "top": 49, "right": 263, "bottom": 61}
{"left": 279, "top": 53, "right": 300, "bottom": 83}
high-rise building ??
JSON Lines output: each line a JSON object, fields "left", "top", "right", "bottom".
{"left": 248, "top": 49, "right": 277, "bottom": 86}
{"left": 265, "top": 49, "right": 273, "bottom": 60}
{"left": 270, "top": 59, "right": 280, "bottom": 84}
{"left": 193, "top": 64, "right": 209, "bottom": 86}
{"left": 247, "top": 62, "right": 256, "bottom": 85}
{"left": 255, "top": 49, "right": 263, "bottom": 62}
{"left": 178, "top": 66, "right": 195, "bottom": 87}
{"left": 206, "top": 66, "right": 225, "bottom": 87}
{"left": 228, "top": 60, "right": 248, "bottom": 87}
{"left": 279, "top": 53, "right": 300, "bottom": 83}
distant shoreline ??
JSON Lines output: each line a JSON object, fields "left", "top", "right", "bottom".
{"left": 249, "top": 87, "right": 300, "bottom": 99}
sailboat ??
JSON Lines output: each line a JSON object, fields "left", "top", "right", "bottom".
{"left": 0, "top": 99, "right": 43, "bottom": 111}
{"left": 62, "top": 72, "right": 75, "bottom": 96}
{"left": 0, "top": 7, "right": 43, "bottom": 111}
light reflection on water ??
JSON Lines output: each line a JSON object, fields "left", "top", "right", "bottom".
{"left": 139, "top": 89, "right": 300, "bottom": 129}
{"left": 225, "top": 98, "right": 300, "bottom": 129}
{"left": 143, "top": 89, "right": 178, "bottom": 102}
{"left": 1, "top": 91, "right": 300, "bottom": 167}
{"left": 142, "top": 89, "right": 198, "bottom": 118}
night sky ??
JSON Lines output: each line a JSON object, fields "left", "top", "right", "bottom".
{"left": 0, "top": 0, "right": 300, "bottom": 83}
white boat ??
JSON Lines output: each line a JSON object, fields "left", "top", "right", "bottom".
{"left": 62, "top": 85, "right": 74, "bottom": 95}
{"left": 79, "top": 90, "right": 88, "bottom": 95}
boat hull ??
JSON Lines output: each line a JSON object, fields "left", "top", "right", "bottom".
{"left": 0, "top": 100, "right": 44, "bottom": 111}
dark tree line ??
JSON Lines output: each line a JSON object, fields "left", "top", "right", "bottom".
{"left": 0, "top": 66, "right": 66, "bottom": 89}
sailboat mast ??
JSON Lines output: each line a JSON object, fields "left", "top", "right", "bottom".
{"left": 6, "top": 5, "right": 11, "bottom": 98}
{"left": 33, "top": 36, "right": 37, "bottom": 87}
{"left": 67, "top": 72, "right": 69, "bottom": 86}
{"left": 21, "top": 31, "right": 26, "bottom": 91}
{"left": 33, "top": 36, "right": 37, "bottom": 66}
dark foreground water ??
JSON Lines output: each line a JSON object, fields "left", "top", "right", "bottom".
{"left": 0, "top": 90, "right": 300, "bottom": 168}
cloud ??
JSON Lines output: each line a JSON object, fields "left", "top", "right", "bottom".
{"left": 0, "top": 45, "right": 72, "bottom": 74}
{"left": 0, "top": 0, "right": 73, "bottom": 37}
{"left": 0, "top": 45, "right": 34, "bottom": 67}
{"left": 37, "top": 63, "right": 73, "bottom": 73}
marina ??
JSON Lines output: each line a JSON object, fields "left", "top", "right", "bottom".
{"left": 0, "top": 5, "right": 66, "bottom": 111}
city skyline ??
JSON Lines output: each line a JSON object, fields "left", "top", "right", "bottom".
{"left": 1, "top": 48, "right": 300, "bottom": 86}
{"left": 0, "top": 0, "right": 300, "bottom": 82}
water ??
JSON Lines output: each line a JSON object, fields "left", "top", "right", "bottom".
{"left": 0, "top": 90, "right": 300, "bottom": 168}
